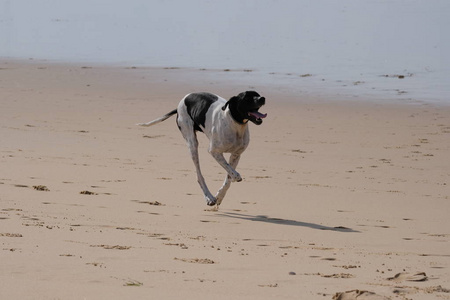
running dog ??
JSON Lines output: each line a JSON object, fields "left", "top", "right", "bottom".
{"left": 138, "top": 91, "right": 267, "bottom": 207}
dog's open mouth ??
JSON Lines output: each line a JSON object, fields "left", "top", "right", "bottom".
{"left": 248, "top": 111, "right": 267, "bottom": 125}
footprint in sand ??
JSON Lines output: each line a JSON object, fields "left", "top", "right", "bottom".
{"left": 132, "top": 200, "right": 164, "bottom": 206}
{"left": 305, "top": 272, "right": 354, "bottom": 279}
{"left": 258, "top": 283, "right": 278, "bottom": 288}
{"left": 14, "top": 184, "right": 29, "bottom": 188}
{"left": 174, "top": 257, "right": 215, "bottom": 264}
{"left": 387, "top": 272, "right": 428, "bottom": 282}
{"left": 90, "top": 245, "right": 131, "bottom": 250}
{"left": 0, "top": 233, "right": 23, "bottom": 237}
{"left": 333, "top": 290, "right": 389, "bottom": 300}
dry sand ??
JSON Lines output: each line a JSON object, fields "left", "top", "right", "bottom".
{"left": 1, "top": 60, "right": 449, "bottom": 299}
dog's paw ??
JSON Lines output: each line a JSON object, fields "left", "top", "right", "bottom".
{"left": 229, "top": 171, "right": 242, "bottom": 182}
{"left": 215, "top": 194, "right": 223, "bottom": 206}
{"left": 205, "top": 196, "right": 217, "bottom": 206}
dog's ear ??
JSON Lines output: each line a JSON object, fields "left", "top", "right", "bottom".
{"left": 222, "top": 96, "right": 238, "bottom": 111}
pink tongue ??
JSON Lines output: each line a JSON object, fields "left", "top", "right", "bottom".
{"left": 248, "top": 111, "right": 267, "bottom": 119}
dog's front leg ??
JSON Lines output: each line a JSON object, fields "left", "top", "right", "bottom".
{"left": 215, "top": 153, "right": 241, "bottom": 206}
{"left": 209, "top": 151, "right": 242, "bottom": 182}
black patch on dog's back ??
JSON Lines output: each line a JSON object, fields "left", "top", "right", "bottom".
{"left": 184, "top": 92, "right": 218, "bottom": 132}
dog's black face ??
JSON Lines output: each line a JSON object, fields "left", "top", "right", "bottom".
{"left": 224, "top": 91, "right": 267, "bottom": 125}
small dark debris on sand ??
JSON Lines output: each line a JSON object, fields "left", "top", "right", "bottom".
{"left": 80, "top": 190, "right": 97, "bottom": 195}
{"left": 33, "top": 185, "right": 49, "bottom": 191}
{"left": 380, "top": 73, "right": 413, "bottom": 79}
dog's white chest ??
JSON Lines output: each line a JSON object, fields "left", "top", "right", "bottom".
{"left": 205, "top": 106, "right": 250, "bottom": 154}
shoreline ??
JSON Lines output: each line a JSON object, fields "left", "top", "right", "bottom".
{"left": 1, "top": 59, "right": 449, "bottom": 299}
{"left": 3, "top": 57, "right": 447, "bottom": 107}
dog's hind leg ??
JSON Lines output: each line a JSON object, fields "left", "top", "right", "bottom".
{"left": 178, "top": 120, "right": 217, "bottom": 206}
{"left": 188, "top": 136, "right": 217, "bottom": 206}
{"left": 215, "top": 153, "right": 241, "bottom": 207}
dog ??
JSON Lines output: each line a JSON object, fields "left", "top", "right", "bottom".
{"left": 137, "top": 91, "right": 267, "bottom": 207}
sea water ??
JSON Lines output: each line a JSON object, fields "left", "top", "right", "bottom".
{"left": 1, "top": 0, "right": 449, "bottom": 104}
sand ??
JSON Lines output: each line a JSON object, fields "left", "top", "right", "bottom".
{"left": 1, "top": 59, "right": 449, "bottom": 300}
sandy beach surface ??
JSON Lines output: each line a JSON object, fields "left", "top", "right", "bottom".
{"left": 1, "top": 60, "right": 449, "bottom": 299}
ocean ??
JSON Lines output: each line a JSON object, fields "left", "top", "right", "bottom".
{"left": 1, "top": 0, "right": 449, "bottom": 104}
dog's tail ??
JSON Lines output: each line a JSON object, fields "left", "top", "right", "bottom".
{"left": 137, "top": 109, "right": 177, "bottom": 127}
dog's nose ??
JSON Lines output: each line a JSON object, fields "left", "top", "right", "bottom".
{"left": 258, "top": 97, "right": 265, "bottom": 105}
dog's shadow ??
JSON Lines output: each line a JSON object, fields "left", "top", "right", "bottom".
{"left": 218, "top": 211, "right": 360, "bottom": 233}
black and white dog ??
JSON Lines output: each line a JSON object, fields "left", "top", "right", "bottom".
{"left": 138, "top": 91, "right": 267, "bottom": 207}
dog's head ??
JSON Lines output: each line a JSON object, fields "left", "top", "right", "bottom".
{"left": 222, "top": 91, "right": 267, "bottom": 125}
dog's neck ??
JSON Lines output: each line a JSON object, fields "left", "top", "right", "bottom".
{"left": 224, "top": 101, "right": 248, "bottom": 125}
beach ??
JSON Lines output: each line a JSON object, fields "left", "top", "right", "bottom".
{"left": 1, "top": 60, "right": 449, "bottom": 299}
